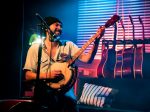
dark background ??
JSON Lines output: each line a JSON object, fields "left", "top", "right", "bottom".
{"left": 1, "top": 0, "right": 23, "bottom": 98}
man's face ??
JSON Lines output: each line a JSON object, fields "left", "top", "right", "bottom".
{"left": 49, "top": 22, "right": 62, "bottom": 37}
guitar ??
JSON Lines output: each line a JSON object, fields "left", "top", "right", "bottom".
{"left": 102, "top": 22, "right": 117, "bottom": 78}
{"left": 97, "top": 40, "right": 109, "bottom": 78}
{"left": 38, "top": 15, "right": 120, "bottom": 93}
{"left": 122, "top": 15, "right": 134, "bottom": 78}
{"left": 133, "top": 16, "right": 144, "bottom": 78}
{"left": 114, "top": 19, "right": 125, "bottom": 78}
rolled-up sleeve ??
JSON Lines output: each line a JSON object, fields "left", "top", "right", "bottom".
{"left": 23, "top": 44, "right": 39, "bottom": 73}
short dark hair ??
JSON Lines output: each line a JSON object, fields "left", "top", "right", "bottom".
{"left": 44, "top": 16, "right": 62, "bottom": 26}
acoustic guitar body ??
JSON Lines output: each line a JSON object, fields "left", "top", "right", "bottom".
{"left": 133, "top": 46, "right": 143, "bottom": 78}
{"left": 122, "top": 47, "right": 134, "bottom": 78}
{"left": 114, "top": 49, "right": 124, "bottom": 78}
{"left": 97, "top": 48, "right": 109, "bottom": 78}
{"left": 102, "top": 48, "right": 116, "bottom": 78}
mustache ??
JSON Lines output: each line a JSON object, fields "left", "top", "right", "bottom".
{"left": 54, "top": 29, "right": 62, "bottom": 34}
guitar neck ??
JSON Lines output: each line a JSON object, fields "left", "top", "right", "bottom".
{"left": 142, "top": 23, "right": 145, "bottom": 52}
{"left": 67, "top": 14, "right": 120, "bottom": 66}
{"left": 112, "top": 22, "right": 117, "bottom": 50}
{"left": 121, "top": 20, "right": 126, "bottom": 49}
{"left": 68, "top": 27, "right": 105, "bottom": 65}
{"left": 129, "top": 15, "right": 136, "bottom": 47}
{"left": 139, "top": 16, "right": 145, "bottom": 52}
{"left": 132, "top": 25, "right": 137, "bottom": 47}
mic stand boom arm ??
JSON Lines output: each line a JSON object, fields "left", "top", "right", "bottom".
{"left": 35, "top": 13, "right": 50, "bottom": 30}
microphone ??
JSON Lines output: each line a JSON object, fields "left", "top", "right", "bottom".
{"left": 35, "top": 13, "right": 57, "bottom": 41}
{"left": 35, "top": 13, "right": 49, "bottom": 30}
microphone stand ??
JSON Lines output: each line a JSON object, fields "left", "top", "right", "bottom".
{"left": 34, "top": 13, "right": 50, "bottom": 102}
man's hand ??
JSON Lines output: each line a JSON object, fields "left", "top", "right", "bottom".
{"left": 49, "top": 70, "right": 64, "bottom": 82}
{"left": 49, "top": 70, "right": 62, "bottom": 79}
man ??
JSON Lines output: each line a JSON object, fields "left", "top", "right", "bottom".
{"left": 23, "top": 16, "right": 105, "bottom": 112}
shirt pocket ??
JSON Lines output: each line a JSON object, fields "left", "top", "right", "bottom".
{"left": 59, "top": 53, "right": 71, "bottom": 62}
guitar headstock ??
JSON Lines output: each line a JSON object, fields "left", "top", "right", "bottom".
{"left": 105, "top": 15, "right": 120, "bottom": 28}
{"left": 95, "top": 15, "right": 120, "bottom": 38}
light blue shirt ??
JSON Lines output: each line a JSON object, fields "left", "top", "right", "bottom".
{"left": 24, "top": 40, "right": 80, "bottom": 100}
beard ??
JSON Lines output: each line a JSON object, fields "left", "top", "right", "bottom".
{"left": 48, "top": 28, "right": 62, "bottom": 42}
{"left": 49, "top": 35, "right": 60, "bottom": 42}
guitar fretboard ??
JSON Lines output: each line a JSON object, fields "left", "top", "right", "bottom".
{"left": 68, "top": 26, "right": 105, "bottom": 65}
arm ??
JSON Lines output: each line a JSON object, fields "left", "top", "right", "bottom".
{"left": 25, "top": 70, "right": 46, "bottom": 80}
{"left": 79, "top": 27, "right": 105, "bottom": 63}
{"left": 25, "top": 70, "right": 63, "bottom": 80}
{"left": 78, "top": 38, "right": 100, "bottom": 63}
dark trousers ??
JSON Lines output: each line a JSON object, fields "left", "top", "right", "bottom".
{"left": 47, "top": 94, "right": 78, "bottom": 112}
{"left": 33, "top": 83, "right": 78, "bottom": 112}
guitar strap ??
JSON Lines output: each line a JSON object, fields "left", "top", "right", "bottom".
{"left": 34, "top": 43, "right": 59, "bottom": 104}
